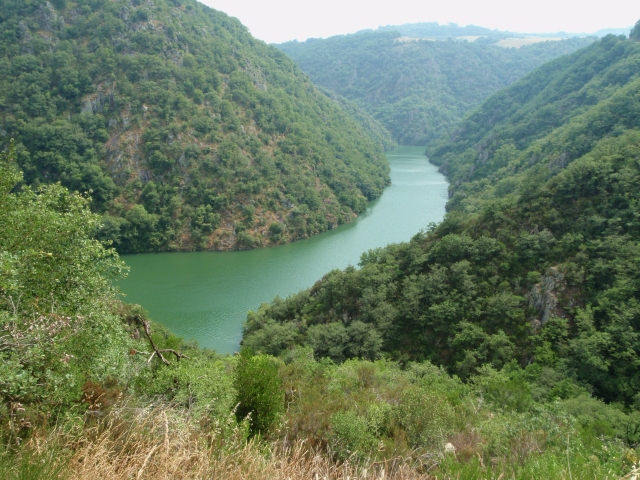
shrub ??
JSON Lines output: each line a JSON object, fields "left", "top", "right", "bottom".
{"left": 234, "top": 351, "right": 284, "bottom": 436}
{"left": 329, "top": 410, "right": 377, "bottom": 462}
{"left": 395, "top": 387, "right": 455, "bottom": 449}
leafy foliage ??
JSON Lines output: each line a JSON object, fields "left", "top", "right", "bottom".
{"left": 0, "top": 143, "right": 131, "bottom": 427}
{"left": 3, "top": 6, "right": 640, "bottom": 477}
{"left": 275, "top": 353, "right": 632, "bottom": 476}
{"left": 630, "top": 20, "right": 640, "bottom": 41}
{"left": 234, "top": 350, "right": 284, "bottom": 436}
{"left": 244, "top": 31, "right": 640, "bottom": 405}
{"left": 0, "top": 0, "right": 390, "bottom": 253}
{"left": 429, "top": 34, "right": 640, "bottom": 192}
{"left": 277, "top": 31, "right": 594, "bottom": 145}
{"left": 0, "top": 150, "right": 637, "bottom": 477}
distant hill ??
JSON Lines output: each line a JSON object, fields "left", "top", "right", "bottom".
{"left": 428, "top": 33, "right": 640, "bottom": 200}
{"left": 245, "top": 31, "right": 640, "bottom": 404}
{"left": 0, "top": 0, "right": 390, "bottom": 253}
{"left": 373, "top": 21, "right": 633, "bottom": 40}
{"left": 277, "top": 30, "right": 595, "bottom": 145}
{"left": 373, "top": 22, "right": 511, "bottom": 39}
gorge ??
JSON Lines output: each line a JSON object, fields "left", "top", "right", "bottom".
{"left": 119, "top": 146, "right": 448, "bottom": 352}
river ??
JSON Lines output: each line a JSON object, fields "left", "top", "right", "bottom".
{"left": 118, "top": 146, "right": 448, "bottom": 353}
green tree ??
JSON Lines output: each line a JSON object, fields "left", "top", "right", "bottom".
{"left": 0, "top": 0, "right": 391, "bottom": 253}
{"left": 234, "top": 350, "right": 284, "bottom": 436}
{"left": 630, "top": 19, "right": 640, "bottom": 41}
{"left": 0, "top": 143, "right": 130, "bottom": 423}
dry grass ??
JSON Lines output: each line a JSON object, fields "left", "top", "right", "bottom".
{"left": 17, "top": 405, "right": 435, "bottom": 480}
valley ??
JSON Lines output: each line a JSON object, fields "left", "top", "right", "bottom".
{"left": 119, "top": 146, "right": 448, "bottom": 352}
{"left": 277, "top": 29, "right": 594, "bottom": 145}
{"left": 1, "top": 1, "right": 640, "bottom": 478}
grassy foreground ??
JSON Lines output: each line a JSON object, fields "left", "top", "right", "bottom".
{"left": 1, "top": 344, "right": 637, "bottom": 479}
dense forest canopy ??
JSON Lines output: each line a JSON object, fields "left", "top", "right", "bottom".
{"left": 1, "top": 145, "right": 638, "bottom": 479}
{"left": 277, "top": 31, "right": 595, "bottom": 145}
{"left": 3, "top": 7, "right": 640, "bottom": 477}
{"left": 244, "top": 32, "right": 640, "bottom": 406}
{"left": 0, "top": 0, "right": 391, "bottom": 253}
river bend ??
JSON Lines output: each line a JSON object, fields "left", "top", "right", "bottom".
{"left": 119, "top": 146, "right": 448, "bottom": 353}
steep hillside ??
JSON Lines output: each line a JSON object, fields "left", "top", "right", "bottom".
{"left": 277, "top": 31, "right": 594, "bottom": 145}
{"left": 0, "top": 0, "right": 390, "bottom": 253}
{"left": 429, "top": 33, "right": 640, "bottom": 210}
{"left": 1, "top": 147, "right": 635, "bottom": 480}
{"left": 244, "top": 32, "right": 640, "bottom": 404}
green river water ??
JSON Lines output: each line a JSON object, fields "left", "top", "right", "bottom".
{"left": 119, "top": 146, "right": 448, "bottom": 353}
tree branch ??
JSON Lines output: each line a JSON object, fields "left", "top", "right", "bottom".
{"left": 136, "top": 317, "right": 188, "bottom": 365}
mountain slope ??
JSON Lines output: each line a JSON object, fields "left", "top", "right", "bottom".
{"left": 429, "top": 33, "right": 640, "bottom": 210}
{"left": 0, "top": 0, "right": 390, "bottom": 253}
{"left": 277, "top": 31, "right": 594, "bottom": 145}
{"left": 244, "top": 32, "right": 640, "bottom": 403}
{"left": 1, "top": 134, "right": 638, "bottom": 480}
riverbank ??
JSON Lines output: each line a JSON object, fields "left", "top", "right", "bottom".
{"left": 119, "top": 147, "right": 448, "bottom": 352}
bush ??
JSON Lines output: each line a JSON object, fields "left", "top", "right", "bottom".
{"left": 234, "top": 351, "right": 284, "bottom": 436}
{"left": 396, "top": 387, "right": 455, "bottom": 449}
{"left": 329, "top": 410, "right": 377, "bottom": 462}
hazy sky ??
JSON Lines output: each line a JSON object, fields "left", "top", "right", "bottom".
{"left": 200, "top": 0, "right": 639, "bottom": 44}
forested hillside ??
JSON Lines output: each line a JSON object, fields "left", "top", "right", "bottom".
{"left": 0, "top": 0, "right": 390, "bottom": 253}
{"left": 4, "top": 23, "right": 640, "bottom": 479}
{"left": 244, "top": 31, "right": 640, "bottom": 406}
{"left": 1, "top": 146, "right": 636, "bottom": 479}
{"left": 429, "top": 32, "right": 640, "bottom": 209}
{"left": 374, "top": 22, "right": 631, "bottom": 41}
{"left": 375, "top": 22, "right": 513, "bottom": 39}
{"left": 277, "top": 32, "right": 594, "bottom": 145}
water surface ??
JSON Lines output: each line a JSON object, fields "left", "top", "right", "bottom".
{"left": 119, "top": 146, "right": 448, "bottom": 352}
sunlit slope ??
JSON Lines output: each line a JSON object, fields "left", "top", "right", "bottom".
{"left": 429, "top": 33, "right": 640, "bottom": 212}
{"left": 0, "top": 0, "right": 390, "bottom": 253}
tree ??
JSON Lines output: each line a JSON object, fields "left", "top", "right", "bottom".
{"left": 234, "top": 350, "right": 284, "bottom": 436}
{"left": 0, "top": 143, "right": 131, "bottom": 428}
{"left": 631, "top": 20, "right": 640, "bottom": 41}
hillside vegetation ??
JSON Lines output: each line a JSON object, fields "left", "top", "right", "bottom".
{"left": 375, "top": 22, "right": 516, "bottom": 39}
{"left": 374, "top": 21, "right": 631, "bottom": 41}
{"left": 0, "top": 0, "right": 390, "bottom": 253}
{"left": 278, "top": 31, "right": 594, "bottom": 145}
{"left": 3, "top": 24, "right": 640, "bottom": 480}
{"left": 245, "top": 32, "right": 640, "bottom": 406}
{"left": 0, "top": 147, "right": 634, "bottom": 479}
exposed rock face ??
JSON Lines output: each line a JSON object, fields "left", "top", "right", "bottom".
{"left": 548, "top": 151, "right": 570, "bottom": 172}
{"left": 36, "top": 1, "right": 65, "bottom": 32}
{"left": 529, "top": 266, "right": 566, "bottom": 328}
{"left": 81, "top": 85, "right": 117, "bottom": 114}
{"left": 19, "top": 21, "right": 34, "bottom": 54}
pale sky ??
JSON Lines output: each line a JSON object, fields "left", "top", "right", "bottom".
{"left": 199, "top": 0, "right": 639, "bottom": 44}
